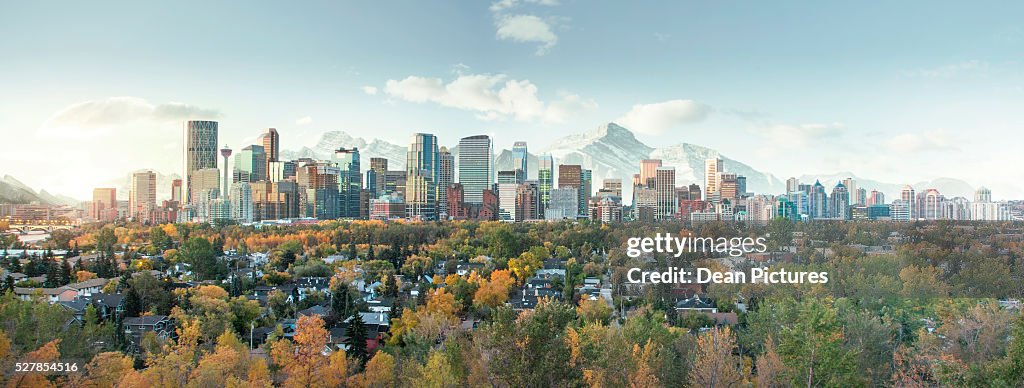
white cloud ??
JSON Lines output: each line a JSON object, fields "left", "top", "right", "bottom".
{"left": 904, "top": 60, "right": 989, "bottom": 79}
{"left": 760, "top": 122, "right": 844, "bottom": 146}
{"left": 382, "top": 73, "right": 594, "bottom": 123}
{"left": 295, "top": 116, "right": 313, "bottom": 125}
{"left": 361, "top": 86, "right": 379, "bottom": 95}
{"left": 40, "top": 96, "right": 221, "bottom": 137}
{"left": 495, "top": 15, "right": 558, "bottom": 55}
{"left": 615, "top": 100, "right": 711, "bottom": 135}
{"left": 886, "top": 130, "right": 960, "bottom": 153}
{"left": 490, "top": 0, "right": 559, "bottom": 12}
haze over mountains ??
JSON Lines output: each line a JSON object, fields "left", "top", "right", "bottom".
{"left": 277, "top": 122, "right": 977, "bottom": 202}
{"left": 2, "top": 123, "right": 981, "bottom": 204}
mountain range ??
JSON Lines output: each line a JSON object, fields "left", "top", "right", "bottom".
{"left": 279, "top": 122, "right": 977, "bottom": 201}
{"left": 0, "top": 175, "right": 80, "bottom": 206}
{"left": 1, "top": 123, "right": 979, "bottom": 205}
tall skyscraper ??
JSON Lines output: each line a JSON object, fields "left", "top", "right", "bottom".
{"left": 230, "top": 182, "right": 253, "bottom": 223}
{"left": 368, "top": 157, "right": 389, "bottom": 198}
{"left": 297, "top": 162, "right": 340, "bottom": 219}
{"left": 512, "top": 141, "right": 528, "bottom": 178}
{"left": 602, "top": 179, "right": 622, "bottom": 199}
{"left": 655, "top": 167, "right": 676, "bottom": 220}
{"left": 900, "top": 185, "right": 917, "bottom": 220}
{"left": 538, "top": 155, "right": 554, "bottom": 216}
{"left": 91, "top": 188, "right": 117, "bottom": 221}
{"left": 233, "top": 145, "right": 266, "bottom": 184}
{"left": 457, "top": 135, "right": 493, "bottom": 205}
{"left": 786, "top": 177, "right": 800, "bottom": 194}
{"left": 171, "top": 179, "right": 182, "bottom": 204}
{"left": 334, "top": 147, "right": 362, "bottom": 218}
{"left": 581, "top": 169, "right": 592, "bottom": 217}
{"left": 704, "top": 158, "right": 722, "bottom": 200}
{"left": 129, "top": 170, "right": 157, "bottom": 222}
{"left": 830, "top": 182, "right": 849, "bottom": 219}
{"left": 842, "top": 177, "right": 860, "bottom": 205}
{"left": 437, "top": 147, "right": 454, "bottom": 219}
{"left": 640, "top": 159, "right": 662, "bottom": 188}
{"left": 718, "top": 173, "right": 738, "bottom": 203}
{"left": 809, "top": 180, "right": 828, "bottom": 219}
{"left": 183, "top": 120, "right": 219, "bottom": 214}
{"left": 975, "top": 187, "right": 992, "bottom": 203}
{"left": 260, "top": 128, "right": 279, "bottom": 163}
{"left": 406, "top": 133, "right": 439, "bottom": 220}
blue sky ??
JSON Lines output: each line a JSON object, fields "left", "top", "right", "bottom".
{"left": 1, "top": 1, "right": 1022, "bottom": 199}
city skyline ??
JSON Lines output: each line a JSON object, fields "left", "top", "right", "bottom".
{"left": 2, "top": 1, "right": 1023, "bottom": 200}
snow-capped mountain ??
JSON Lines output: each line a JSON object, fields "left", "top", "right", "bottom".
{"left": 273, "top": 123, "right": 977, "bottom": 203}
{"left": 279, "top": 130, "right": 407, "bottom": 171}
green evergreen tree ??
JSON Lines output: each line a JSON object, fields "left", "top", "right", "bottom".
{"left": 345, "top": 312, "right": 369, "bottom": 363}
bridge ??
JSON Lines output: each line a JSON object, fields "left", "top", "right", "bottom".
{"left": 4, "top": 219, "right": 77, "bottom": 234}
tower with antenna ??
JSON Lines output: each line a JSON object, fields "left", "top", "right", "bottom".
{"left": 220, "top": 145, "right": 232, "bottom": 199}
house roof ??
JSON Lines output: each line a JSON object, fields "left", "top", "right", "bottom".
{"left": 298, "top": 305, "right": 330, "bottom": 317}
{"left": 14, "top": 286, "right": 75, "bottom": 296}
{"left": 125, "top": 315, "right": 169, "bottom": 326}
{"left": 67, "top": 278, "right": 109, "bottom": 290}
{"left": 90, "top": 293, "right": 124, "bottom": 308}
{"left": 675, "top": 296, "right": 716, "bottom": 310}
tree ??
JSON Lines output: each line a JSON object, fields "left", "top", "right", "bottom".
{"left": 271, "top": 314, "right": 347, "bottom": 388}
{"left": 474, "top": 269, "right": 515, "bottom": 309}
{"left": 350, "top": 351, "right": 395, "bottom": 387}
{"left": 508, "top": 251, "right": 542, "bottom": 283}
{"left": 180, "top": 237, "right": 225, "bottom": 280}
{"left": 689, "top": 326, "right": 742, "bottom": 387}
{"left": 756, "top": 336, "right": 787, "bottom": 388}
{"left": 346, "top": 313, "right": 369, "bottom": 363}
{"left": 577, "top": 298, "right": 612, "bottom": 325}
{"left": 8, "top": 339, "right": 61, "bottom": 388}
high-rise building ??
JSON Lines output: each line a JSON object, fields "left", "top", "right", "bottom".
{"left": 171, "top": 179, "right": 182, "bottom": 204}
{"left": 718, "top": 173, "right": 738, "bottom": 203}
{"left": 497, "top": 170, "right": 523, "bottom": 184}
{"left": 458, "top": 135, "right": 493, "bottom": 205}
{"left": 842, "top": 178, "right": 859, "bottom": 205}
{"left": 545, "top": 188, "right": 578, "bottom": 220}
{"left": 736, "top": 176, "right": 747, "bottom": 198}
{"left": 975, "top": 187, "right": 992, "bottom": 203}
{"left": 334, "top": 147, "right": 362, "bottom": 218}
{"left": 655, "top": 167, "right": 676, "bottom": 220}
{"left": 268, "top": 161, "right": 297, "bottom": 182}
{"left": 406, "top": 133, "right": 439, "bottom": 220}
{"left": 233, "top": 145, "right": 267, "bottom": 184}
{"left": 496, "top": 183, "right": 518, "bottom": 222}
{"left": 809, "top": 180, "right": 828, "bottom": 219}
{"left": 183, "top": 120, "right": 219, "bottom": 215}
{"left": 640, "top": 159, "right": 662, "bottom": 188}
{"left": 447, "top": 183, "right": 467, "bottom": 220}
{"left": 91, "top": 188, "right": 117, "bottom": 221}
{"left": 297, "top": 162, "right": 340, "bottom": 219}
{"left": 260, "top": 128, "right": 279, "bottom": 165}
{"left": 368, "top": 157, "right": 389, "bottom": 198}
{"left": 437, "top": 147, "right": 454, "bottom": 220}
{"left": 251, "top": 181, "right": 299, "bottom": 221}
{"left": 786, "top": 177, "right": 800, "bottom": 194}
{"left": 581, "top": 168, "right": 592, "bottom": 217}
{"left": 129, "top": 170, "right": 157, "bottom": 222}
{"left": 559, "top": 165, "right": 586, "bottom": 217}
{"left": 867, "top": 190, "right": 885, "bottom": 206}
{"left": 369, "top": 194, "right": 406, "bottom": 221}
{"left": 704, "top": 158, "right": 722, "bottom": 200}
{"left": 512, "top": 141, "right": 528, "bottom": 179}
{"left": 921, "top": 189, "right": 943, "bottom": 220}
{"left": 602, "top": 179, "right": 622, "bottom": 199}
{"left": 633, "top": 187, "right": 658, "bottom": 222}
{"left": 515, "top": 182, "right": 539, "bottom": 222}
{"left": 900, "top": 185, "right": 917, "bottom": 220}
{"left": 384, "top": 170, "right": 407, "bottom": 199}
{"left": 230, "top": 182, "right": 253, "bottom": 223}
{"left": 830, "top": 182, "right": 849, "bottom": 220}
{"left": 538, "top": 155, "right": 554, "bottom": 217}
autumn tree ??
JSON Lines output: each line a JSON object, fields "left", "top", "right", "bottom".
{"left": 271, "top": 314, "right": 348, "bottom": 388}
{"left": 689, "top": 326, "right": 742, "bottom": 387}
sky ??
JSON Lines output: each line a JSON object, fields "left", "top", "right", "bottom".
{"left": 1, "top": 0, "right": 1022, "bottom": 200}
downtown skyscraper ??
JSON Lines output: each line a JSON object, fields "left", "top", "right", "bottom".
{"left": 334, "top": 147, "right": 361, "bottom": 218}
{"left": 182, "top": 120, "right": 219, "bottom": 219}
{"left": 457, "top": 135, "right": 493, "bottom": 205}
{"left": 437, "top": 147, "right": 454, "bottom": 219}
{"left": 512, "top": 141, "right": 528, "bottom": 178}
{"left": 538, "top": 154, "right": 554, "bottom": 217}
{"left": 406, "top": 133, "right": 439, "bottom": 220}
